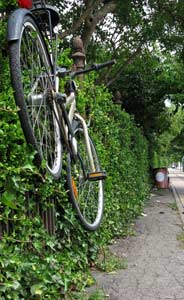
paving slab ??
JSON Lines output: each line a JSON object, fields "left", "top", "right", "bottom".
{"left": 91, "top": 172, "right": 184, "bottom": 300}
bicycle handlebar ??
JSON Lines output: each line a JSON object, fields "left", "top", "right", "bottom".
{"left": 70, "top": 59, "right": 116, "bottom": 78}
{"left": 91, "top": 59, "right": 116, "bottom": 71}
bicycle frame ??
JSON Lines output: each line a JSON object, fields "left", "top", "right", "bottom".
{"left": 32, "top": 5, "right": 96, "bottom": 172}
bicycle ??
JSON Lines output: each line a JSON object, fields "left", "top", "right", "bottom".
{"left": 7, "top": 0, "right": 115, "bottom": 231}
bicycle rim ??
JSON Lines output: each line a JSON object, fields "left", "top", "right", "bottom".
{"left": 67, "top": 127, "right": 104, "bottom": 231}
{"left": 9, "top": 16, "right": 62, "bottom": 178}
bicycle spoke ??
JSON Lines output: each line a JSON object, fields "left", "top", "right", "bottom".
{"left": 68, "top": 127, "right": 103, "bottom": 230}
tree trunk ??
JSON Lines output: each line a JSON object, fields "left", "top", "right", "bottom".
{"left": 81, "top": 1, "right": 117, "bottom": 51}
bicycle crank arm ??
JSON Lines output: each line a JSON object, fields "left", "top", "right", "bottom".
{"left": 87, "top": 171, "right": 107, "bottom": 181}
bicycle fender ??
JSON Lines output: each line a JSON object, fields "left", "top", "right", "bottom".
{"left": 7, "top": 9, "right": 33, "bottom": 41}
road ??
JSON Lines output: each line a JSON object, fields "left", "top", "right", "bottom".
{"left": 90, "top": 170, "right": 184, "bottom": 300}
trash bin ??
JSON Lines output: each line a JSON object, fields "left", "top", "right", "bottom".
{"left": 154, "top": 168, "right": 169, "bottom": 189}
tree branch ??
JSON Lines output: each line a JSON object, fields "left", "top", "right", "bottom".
{"left": 95, "top": 0, "right": 116, "bottom": 22}
{"left": 59, "top": 1, "right": 95, "bottom": 39}
{"left": 81, "top": 0, "right": 117, "bottom": 50}
{"left": 106, "top": 45, "right": 143, "bottom": 87}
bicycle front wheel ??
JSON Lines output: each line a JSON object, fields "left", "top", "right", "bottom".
{"left": 66, "top": 124, "right": 104, "bottom": 231}
{"left": 9, "top": 15, "right": 62, "bottom": 179}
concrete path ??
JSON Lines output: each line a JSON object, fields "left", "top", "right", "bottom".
{"left": 92, "top": 170, "right": 184, "bottom": 300}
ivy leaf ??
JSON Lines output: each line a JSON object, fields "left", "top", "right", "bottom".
{"left": 30, "top": 284, "right": 43, "bottom": 296}
{"left": 12, "top": 281, "right": 21, "bottom": 290}
{"left": 0, "top": 285, "right": 6, "bottom": 292}
{"left": 12, "top": 176, "right": 20, "bottom": 189}
{"left": 46, "top": 240, "right": 56, "bottom": 250}
{"left": 1, "top": 191, "right": 17, "bottom": 209}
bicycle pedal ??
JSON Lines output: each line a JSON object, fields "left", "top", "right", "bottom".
{"left": 87, "top": 171, "right": 107, "bottom": 181}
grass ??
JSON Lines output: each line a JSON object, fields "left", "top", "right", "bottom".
{"left": 95, "top": 248, "right": 128, "bottom": 273}
{"left": 177, "top": 232, "right": 184, "bottom": 242}
{"left": 88, "top": 289, "right": 109, "bottom": 300}
{"left": 168, "top": 202, "right": 178, "bottom": 211}
{"left": 66, "top": 289, "right": 108, "bottom": 300}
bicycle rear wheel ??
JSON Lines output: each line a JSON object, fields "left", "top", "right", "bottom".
{"left": 66, "top": 124, "right": 104, "bottom": 231}
{"left": 9, "top": 15, "right": 62, "bottom": 179}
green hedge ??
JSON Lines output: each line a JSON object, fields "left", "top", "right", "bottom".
{"left": 0, "top": 10, "right": 150, "bottom": 300}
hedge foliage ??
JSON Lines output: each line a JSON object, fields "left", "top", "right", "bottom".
{"left": 0, "top": 7, "right": 150, "bottom": 300}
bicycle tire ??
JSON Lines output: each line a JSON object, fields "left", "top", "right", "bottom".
{"left": 66, "top": 123, "right": 104, "bottom": 231}
{"left": 9, "top": 15, "right": 62, "bottom": 179}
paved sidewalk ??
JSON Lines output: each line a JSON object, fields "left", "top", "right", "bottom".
{"left": 92, "top": 172, "right": 184, "bottom": 300}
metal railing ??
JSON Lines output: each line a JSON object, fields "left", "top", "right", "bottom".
{"left": 0, "top": 198, "right": 56, "bottom": 239}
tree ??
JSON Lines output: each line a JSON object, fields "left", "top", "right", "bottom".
{"left": 111, "top": 50, "right": 183, "bottom": 131}
{"left": 48, "top": 0, "right": 183, "bottom": 89}
{"left": 151, "top": 107, "right": 184, "bottom": 166}
{"left": 49, "top": 0, "right": 184, "bottom": 165}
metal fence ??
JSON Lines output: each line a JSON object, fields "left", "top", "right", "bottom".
{"left": 0, "top": 197, "right": 56, "bottom": 239}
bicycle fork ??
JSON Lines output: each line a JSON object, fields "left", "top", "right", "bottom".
{"left": 74, "top": 113, "right": 106, "bottom": 182}
{"left": 56, "top": 89, "right": 96, "bottom": 174}
{"left": 55, "top": 77, "right": 106, "bottom": 181}
{"left": 74, "top": 113, "right": 95, "bottom": 171}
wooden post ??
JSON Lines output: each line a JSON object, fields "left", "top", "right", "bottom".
{"left": 71, "top": 37, "right": 86, "bottom": 80}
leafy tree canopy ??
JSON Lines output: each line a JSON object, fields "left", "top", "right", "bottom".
{"left": 47, "top": 0, "right": 184, "bottom": 163}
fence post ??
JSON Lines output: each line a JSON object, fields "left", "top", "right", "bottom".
{"left": 71, "top": 37, "right": 86, "bottom": 80}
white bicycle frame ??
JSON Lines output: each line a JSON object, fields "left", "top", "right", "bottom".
{"left": 55, "top": 76, "right": 96, "bottom": 172}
